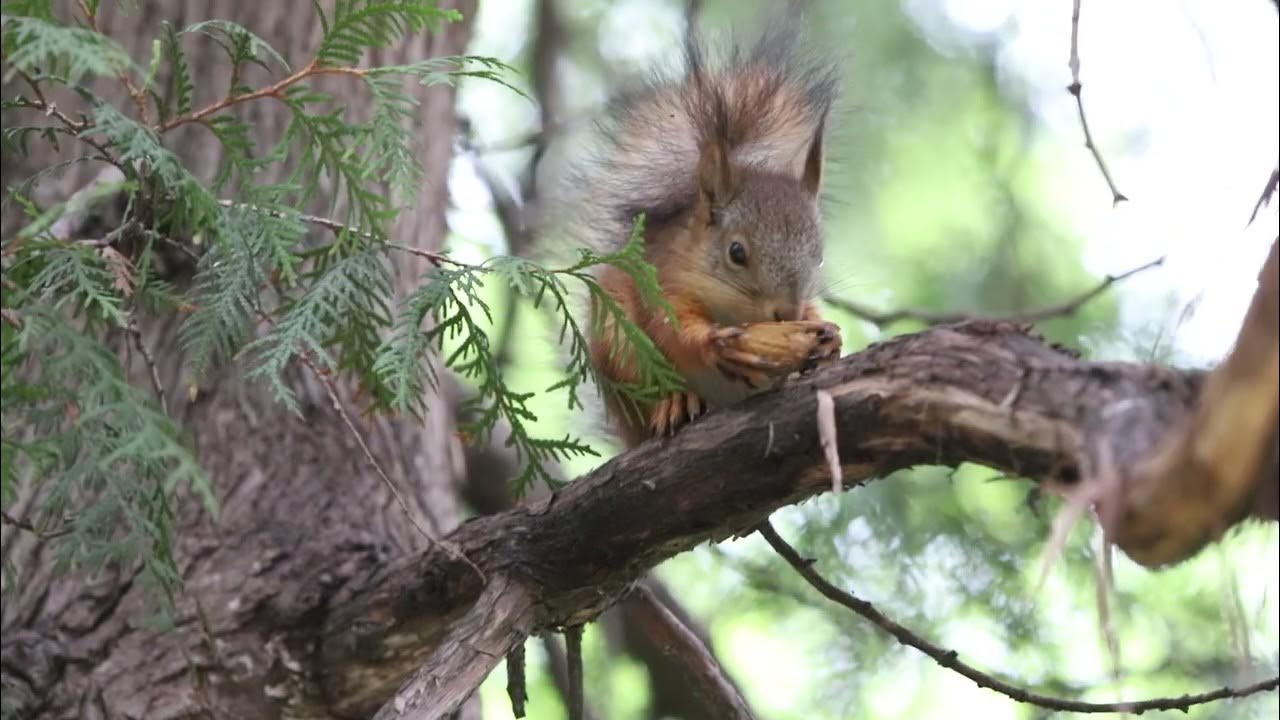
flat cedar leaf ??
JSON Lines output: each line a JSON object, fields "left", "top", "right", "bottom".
{"left": 1, "top": 15, "right": 137, "bottom": 84}
{"left": 181, "top": 19, "right": 291, "bottom": 72}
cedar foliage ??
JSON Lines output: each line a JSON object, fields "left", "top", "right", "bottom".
{"left": 0, "top": 0, "right": 677, "bottom": 602}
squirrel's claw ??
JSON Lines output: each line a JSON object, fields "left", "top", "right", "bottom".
{"left": 648, "top": 391, "right": 707, "bottom": 437}
{"left": 801, "top": 322, "right": 843, "bottom": 373}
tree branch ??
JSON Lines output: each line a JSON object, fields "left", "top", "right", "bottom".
{"left": 1101, "top": 238, "right": 1279, "bottom": 560}
{"left": 564, "top": 625, "right": 584, "bottom": 720}
{"left": 622, "top": 584, "right": 756, "bottom": 720}
{"left": 1250, "top": 167, "right": 1279, "bottom": 224}
{"left": 505, "top": 643, "right": 527, "bottom": 718}
{"left": 757, "top": 521, "right": 1279, "bottom": 715}
{"left": 824, "top": 257, "right": 1162, "bottom": 328}
{"left": 297, "top": 319, "right": 1276, "bottom": 719}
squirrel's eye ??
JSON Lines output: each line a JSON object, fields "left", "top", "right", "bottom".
{"left": 728, "top": 241, "right": 748, "bottom": 267}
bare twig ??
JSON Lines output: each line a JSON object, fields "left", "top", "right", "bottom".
{"left": 159, "top": 59, "right": 365, "bottom": 132}
{"left": 825, "top": 257, "right": 1163, "bottom": 328}
{"left": 1069, "top": 0, "right": 1128, "bottom": 205}
{"left": 539, "top": 634, "right": 598, "bottom": 720}
{"left": 758, "top": 520, "right": 1279, "bottom": 714}
{"left": 0, "top": 508, "right": 73, "bottom": 540}
{"left": 1250, "top": 167, "right": 1279, "bottom": 224}
{"left": 127, "top": 316, "right": 168, "bottom": 416}
{"left": 565, "top": 625, "right": 584, "bottom": 720}
{"left": 11, "top": 70, "right": 117, "bottom": 164}
{"left": 259, "top": 308, "right": 483, "bottom": 580}
{"left": 625, "top": 585, "right": 757, "bottom": 720}
{"left": 505, "top": 643, "right": 527, "bottom": 718}
{"left": 214, "top": 199, "right": 466, "bottom": 269}
{"left": 295, "top": 351, "right": 431, "bottom": 536}
{"left": 75, "top": 0, "right": 150, "bottom": 123}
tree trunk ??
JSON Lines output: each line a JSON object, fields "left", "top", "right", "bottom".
{"left": 0, "top": 2, "right": 477, "bottom": 718}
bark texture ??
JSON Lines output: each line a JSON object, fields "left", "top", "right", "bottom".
{"left": 0, "top": 2, "right": 477, "bottom": 718}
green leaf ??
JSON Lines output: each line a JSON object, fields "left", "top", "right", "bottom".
{"left": 181, "top": 19, "right": 290, "bottom": 73}
{"left": 242, "top": 248, "right": 391, "bottom": 413}
{"left": 316, "top": 1, "right": 461, "bottom": 67}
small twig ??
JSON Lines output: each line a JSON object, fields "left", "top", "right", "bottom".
{"left": 564, "top": 625, "right": 585, "bottom": 720}
{"left": 159, "top": 59, "right": 366, "bottom": 132}
{"left": 506, "top": 643, "right": 528, "bottom": 718}
{"left": 757, "top": 520, "right": 1279, "bottom": 714}
{"left": 74, "top": 0, "right": 150, "bottom": 123}
{"left": 256, "top": 307, "right": 483, "bottom": 580}
{"left": 384, "top": 242, "right": 460, "bottom": 268}
{"left": 127, "top": 316, "right": 168, "bottom": 416}
{"left": 213, "top": 199, "right": 466, "bottom": 269}
{"left": 0, "top": 508, "right": 73, "bottom": 540}
{"left": 1249, "top": 167, "right": 1279, "bottom": 224}
{"left": 1069, "top": 0, "right": 1127, "bottom": 205}
{"left": 825, "top": 257, "right": 1163, "bottom": 329}
{"left": 11, "top": 71, "right": 117, "bottom": 164}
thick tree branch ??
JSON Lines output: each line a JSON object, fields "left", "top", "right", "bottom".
{"left": 758, "top": 521, "right": 1279, "bottom": 715}
{"left": 298, "top": 318, "right": 1278, "bottom": 719}
{"left": 1102, "top": 238, "right": 1279, "bottom": 560}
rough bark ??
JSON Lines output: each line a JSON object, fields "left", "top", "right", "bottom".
{"left": 0, "top": 2, "right": 477, "bottom": 718}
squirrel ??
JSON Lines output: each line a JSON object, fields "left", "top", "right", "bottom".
{"left": 549, "top": 25, "right": 843, "bottom": 448}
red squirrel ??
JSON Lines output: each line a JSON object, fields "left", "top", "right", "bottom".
{"left": 551, "top": 26, "right": 842, "bottom": 447}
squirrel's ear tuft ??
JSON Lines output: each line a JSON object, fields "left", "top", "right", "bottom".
{"left": 800, "top": 114, "right": 826, "bottom": 199}
{"left": 697, "top": 136, "right": 736, "bottom": 215}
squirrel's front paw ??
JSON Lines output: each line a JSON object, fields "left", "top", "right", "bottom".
{"left": 711, "top": 321, "right": 841, "bottom": 386}
{"left": 648, "top": 391, "right": 706, "bottom": 436}
{"left": 802, "top": 321, "right": 842, "bottom": 372}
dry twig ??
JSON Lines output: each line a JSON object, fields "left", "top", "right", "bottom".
{"left": 505, "top": 643, "right": 527, "bottom": 718}
{"left": 1250, "top": 167, "right": 1279, "bottom": 224}
{"left": 1069, "top": 0, "right": 1128, "bottom": 205}
{"left": 758, "top": 520, "right": 1279, "bottom": 715}
{"left": 825, "top": 257, "right": 1162, "bottom": 328}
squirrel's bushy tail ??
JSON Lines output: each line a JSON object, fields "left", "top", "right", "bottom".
{"left": 541, "top": 21, "right": 839, "bottom": 252}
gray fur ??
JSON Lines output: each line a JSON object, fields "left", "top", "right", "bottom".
{"left": 539, "top": 19, "right": 840, "bottom": 260}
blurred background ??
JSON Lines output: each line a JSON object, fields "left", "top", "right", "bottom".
{"left": 441, "top": 1, "right": 1279, "bottom": 718}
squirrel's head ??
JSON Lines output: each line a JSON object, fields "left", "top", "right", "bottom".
{"left": 681, "top": 119, "right": 827, "bottom": 325}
